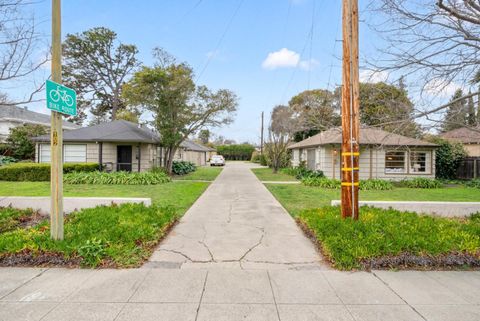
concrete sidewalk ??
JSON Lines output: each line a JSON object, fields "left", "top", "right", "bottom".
{"left": 1, "top": 268, "right": 479, "bottom": 320}
{"left": 148, "top": 162, "right": 326, "bottom": 270}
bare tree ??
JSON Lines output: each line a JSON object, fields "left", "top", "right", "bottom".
{"left": 368, "top": 0, "right": 480, "bottom": 130}
{"left": 0, "top": 0, "right": 48, "bottom": 105}
{"left": 265, "top": 105, "right": 297, "bottom": 173}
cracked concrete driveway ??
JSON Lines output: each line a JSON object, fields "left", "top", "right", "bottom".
{"left": 147, "top": 162, "right": 327, "bottom": 270}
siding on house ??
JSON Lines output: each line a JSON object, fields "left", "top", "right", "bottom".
{"left": 292, "top": 144, "right": 436, "bottom": 180}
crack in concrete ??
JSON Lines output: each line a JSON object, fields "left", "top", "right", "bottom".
{"left": 239, "top": 227, "right": 265, "bottom": 262}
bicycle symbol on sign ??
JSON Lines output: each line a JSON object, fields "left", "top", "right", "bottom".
{"left": 49, "top": 86, "right": 74, "bottom": 107}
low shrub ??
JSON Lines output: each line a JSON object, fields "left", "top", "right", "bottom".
{"left": 465, "top": 179, "right": 480, "bottom": 189}
{"left": 298, "top": 206, "right": 480, "bottom": 270}
{"left": 172, "top": 161, "right": 196, "bottom": 175}
{"left": 302, "top": 177, "right": 341, "bottom": 189}
{"left": 0, "top": 156, "right": 16, "bottom": 166}
{"left": 64, "top": 171, "right": 171, "bottom": 185}
{"left": 0, "top": 162, "right": 99, "bottom": 181}
{"left": 250, "top": 153, "right": 261, "bottom": 163}
{"left": 359, "top": 179, "right": 394, "bottom": 191}
{"left": 0, "top": 203, "right": 179, "bottom": 267}
{"left": 403, "top": 177, "right": 443, "bottom": 189}
{"left": 281, "top": 163, "right": 325, "bottom": 180}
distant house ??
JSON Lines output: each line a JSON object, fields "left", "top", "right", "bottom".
{"left": 288, "top": 127, "right": 438, "bottom": 180}
{"left": 32, "top": 120, "right": 215, "bottom": 171}
{"left": 0, "top": 105, "right": 80, "bottom": 142}
{"left": 440, "top": 127, "right": 480, "bottom": 157}
{"left": 176, "top": 140, "right": 216, "bottom": 166}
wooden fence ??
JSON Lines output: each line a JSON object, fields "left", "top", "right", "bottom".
{"left": 456, "top": 157, "right": 480, "bottom": 180}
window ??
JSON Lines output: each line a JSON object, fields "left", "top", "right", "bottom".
{"left": 39, "top": 144, "right": 51, "bottom": 163}
{"left": 64, "top": 144, "right": 86, "bottom": 163}
{"left": 385, "top": 151, "right": 406, "bottom": 173}
{"left": 410, "top": 151, "right": 427, "bottom": 173}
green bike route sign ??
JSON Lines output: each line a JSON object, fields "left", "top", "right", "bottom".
{"left": 46, "top": 80, "right": 77, "bottom": 116}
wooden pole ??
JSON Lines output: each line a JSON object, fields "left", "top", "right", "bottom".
{"left": 341, "top": 0, "right": 360, "bottom": 220}
{"left": 50, "top": 0, "right": 63, "bottom": 239}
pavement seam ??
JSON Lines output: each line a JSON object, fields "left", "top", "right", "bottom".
{"left": 194, "top": 271, "right": 209, "bottom": 321}
{"left": 371, "top": 271, "right": 428, "bottom": 321}
{"left": 319, "top": 271, "right": 357, "bottom": 321}
{"left": 267, "top": 271, "right": 282, "bottom": 321}
{"left": 110, "top": 269, "right": 153, "bottom": 321}
{"left": 0, "top": 268, "right": 49, "bottom": 301}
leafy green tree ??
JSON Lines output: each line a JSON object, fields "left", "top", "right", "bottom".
{"left": 288, "top": 89, "right": 340, "bottom": 136}
{"left": 429, "top": 137, "right": 466, "bottom": 180}
{"left": 123, "top": 49, "right": 238, "bottom": 173}
{"left": 442, "top": 89, "right": 467, "bottom": 132}
{"left": 357, "top": 82, "right": 420, "bottom": 137}
{"left": 466, "top": 92, "right": 476, "bottom": 126}
{"left": 63, "top": 27, "right": 140, "bottom": 123}
{"left": 265, "top": 105, "right": 295, "bottom": 173}
{"left": 198, "top": 129, "right": 210, "bottom": 144}
{"left": 6, "top": 125, "right": 46, "bottom": 160}
{"left": 115, "top": 109, "right": 140, "bottom": 123}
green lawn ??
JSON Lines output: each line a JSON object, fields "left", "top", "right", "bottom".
{"left": 251, "top": 168, "right": 298, "bottom": 182}
{"left": 266, "top": 184, "right": 480, "bottom": 217}
{"left": 0, "top": 181, "right": 209, "bottom": 215}
{"left": 174, "top": 166, "right": 223, "bottom": 181}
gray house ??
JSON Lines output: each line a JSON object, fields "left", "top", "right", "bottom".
{"left": 33, "top": 120, "right": 215, "bottom": 171}
{"left": 288, "top": 127, "right": 438, "bottom": 180}
{"left": 0, "top": 105, "right": 80, "bottom": 142}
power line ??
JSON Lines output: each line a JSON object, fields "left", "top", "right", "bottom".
{"left": 196, "top": 0, "right": 245, "bottom": 82}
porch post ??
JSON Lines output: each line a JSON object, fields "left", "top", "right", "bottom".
{"left": 138, "top": 144, "right": 141, "bottom": 172}
{"left": 98, "top": 142, "right": 103, "bottom": 171}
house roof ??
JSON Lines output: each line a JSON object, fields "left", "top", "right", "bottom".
{"left": 440, "top": 127, "right": 480, "bottom": 144}
{"left": 288, "top": 127, "right": 437, "bottom": 149}
{"left": 33, "top": 120, "right": 160, "bottom": 144}
{"left": 180, "top": 140, "right": 216, "bottom": 152}
{"left": 0, "top": 105, "right": 80, "bottom": 130}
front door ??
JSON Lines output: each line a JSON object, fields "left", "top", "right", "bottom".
{"left": 117, "top": 145, "right": 132, "bottom": 172}
{"left": 307, "top": 149, "right": 316, "bottom": 170}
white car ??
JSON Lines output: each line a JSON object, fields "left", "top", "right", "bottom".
{"left": 210, "top": 155, "right": 225, "bottom": 166}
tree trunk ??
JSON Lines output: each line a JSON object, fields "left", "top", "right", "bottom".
{"left": 164, "top": 145, "right": 178, "bottom": 175}
{"left": 111, "top": 90, "right": 120, "bottom": 120}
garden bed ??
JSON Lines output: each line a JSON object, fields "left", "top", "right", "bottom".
{"left": 297, "top": 206, "right": 480, "bottom": 270}
{"left": 0, "top": 203, "right": 179, "bottom": 268}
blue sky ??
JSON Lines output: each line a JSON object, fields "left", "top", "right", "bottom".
{"left": 16, "top": 0, "right": 384, "bottom": 143}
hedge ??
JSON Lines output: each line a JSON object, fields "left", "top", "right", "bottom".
{"left": 0, "top": 162, "right": 99, "bottom": 181}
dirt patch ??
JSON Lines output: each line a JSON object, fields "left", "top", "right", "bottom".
{"left": 0, "top": 251, "right": 81, "bottom": 268}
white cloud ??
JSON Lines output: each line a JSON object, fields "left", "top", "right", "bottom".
{"left": 262, "top": 48, "right": 319, "bottom": 71}
{"left": 359, "top": 70, "right": 389, "bottom": 83}
{"left": 298, "top": 58, "right": 319, "bottom": 71}
{"left": 262, "top": 48, "right": 300, "bottom": 70}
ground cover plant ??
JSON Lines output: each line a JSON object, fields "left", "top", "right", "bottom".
{"left": 174, "top": 166, "right": 223, "bottom": 181}
{"left": 0, "top": 162, "right": 98, "bottom": 181}
{"left": 302, "top": 177, "right": 341, "bottom": 188}
{"left": 265, "top": 183, "right": 480, "bottom": 217}
{"left": 0, "top": 203, "right": 178, "bottom": 267}
{"left": 172, "top": 160, "right": 196, "bottom": 175}
{"left": 64, "top": 171, "right": 171, "bottom": 185}
{"left": 0, "top": 207, "right": 44, "bottom": 233}
{"left": 0, "top": 156, "right": 16, "bottom": 166}
{"left": 465, "top": 179, "right": 480, "bottom": 189}
{"left": 280, "top": 164, "right": 324, "bottom": 179}
{"left": 298, "top": 206, "right": 480, "bottom": 270}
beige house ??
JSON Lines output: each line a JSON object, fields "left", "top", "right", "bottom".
{"left": 440, "top": 127, "right": 480, "bottom": 157}
{"left": 288, "top": 127, "right": 438, "bottom": 180}
{"left": 33, "top": 120, "right": 214, "bottom": 171}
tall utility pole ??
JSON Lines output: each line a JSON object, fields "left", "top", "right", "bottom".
{"left": 50, "top": 0, "right": 63, "bottom": 239}
{"left": 340, "top": 0, "right": 360, "bottom": 220}
{"left": 260, "top": 111, "right": 264, "bottom": 154}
